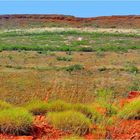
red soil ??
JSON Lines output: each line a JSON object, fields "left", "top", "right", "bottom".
{"left": 128, "top": 91, "right": 140, "bottom": 99}
{"left": 108, "top": 120, "right": 140, "bottom": 139}
{"left": 32, "top": 115, "right": 70, "bottom": 139}
{"left": 120, "top": 91, "right": 140, "bottom": 107}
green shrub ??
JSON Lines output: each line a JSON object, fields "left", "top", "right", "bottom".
{"left": 24, "top": 99, "right": 48, "bottom": 115}
{"left": 129, "top": 65, "right": 139, "bottom": 74}
{"left": 47, "top": 111, "right": 91, "bottom": 136}
{"left": 79, "top": 47, "right": 93, "bottom": 52}
{"left": 0, "top": 108, "right": 33, "bottom": 135}
{"left": 128, "top": 80, "right": 140, "bottom": 91}
{"left": 47, "top": 100, "right": 71, "bottom": 112}
{"left": 118, "top": 97, "right": 140, "bottom": 120}
{"left": 73, "top": 104, "right": 102, "bottom": 123}
{"left": 0, "top": 100, "right": 13, "bottom": 110}
{"left": 125, "top": 63, "right": 139, "bottom": 74}
{"left": 65, "top": 64, "right": 84, "bottom": 72}
{"left": 56, "top": 56, "right": 72, "bottom": 61}
{"left": 104, "top": 103, "right": 118, "bottom": 116}
{"left": 95, "top": 89, "right": 118, "bottom": 116}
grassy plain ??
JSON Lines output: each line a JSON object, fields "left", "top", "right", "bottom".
{"left": 0, "top": 29, "right": 139, "bottom": 139}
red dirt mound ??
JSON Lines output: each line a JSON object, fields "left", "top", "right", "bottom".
{"left": 108, "top": 120, "right": 140, "bottom": 139}
{"left": 0, "top": 115, "right": 69, "bottom": 140}
{"left": 32, "top": 115, "right": 70, "bottom": 139}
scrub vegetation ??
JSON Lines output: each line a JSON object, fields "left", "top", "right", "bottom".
{"left": 0, "top": 28, "right": 139, "bottom": 139}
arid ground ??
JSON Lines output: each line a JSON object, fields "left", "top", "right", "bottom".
{"left": 0, "top": 50, "right": 140, "bottom": 105}
{"left": 0, "top": 19, "right": 139, "bottom": 139}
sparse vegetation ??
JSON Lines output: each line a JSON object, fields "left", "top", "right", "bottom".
{"left": 0, "top": 28, "right": 139, "bottom": 139}
{"left": 65, "top": 64, "right": 84, "bottom": 72}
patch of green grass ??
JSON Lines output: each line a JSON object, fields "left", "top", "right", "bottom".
{"left": 118, "top": 97, "right": 140, "bottom": 120}
{"left": 79, "top": 47, "right": 93, "bottom": 52}
{"left": 47, "top": 110, "right": 91, "bottom": 136}
{"left": 0, "top": 31, "right": 140, "bottom": 52}
{"left": 0, "top": 108, "right": 33, "bottom": 135}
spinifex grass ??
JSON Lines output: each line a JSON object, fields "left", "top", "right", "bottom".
{"left": 47, "top": 110, "right": 91, "bottom": 136}
{"left": 0, "top": 108, "right": 33, "bottom": 135}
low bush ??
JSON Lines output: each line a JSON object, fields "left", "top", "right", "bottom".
{"left": 128, "top": 65, "right": 139, "bottom": 74}
{"left": 65, "top": 64, "right": 84, "bottom": 72}
{"left": 47, "top": 100, "right": 71, "bottom": 112}
{"left": 0, "top": 108, "right": 33, "bottom": 135}
{"left": 56, "top": 56, "right": 72, "bottom": 61}
{"left": 128, "top": 80, "right": 140, "bottom": 91}
{"left": 95, "top": 89, "right": 118, "bottom": 116}
{"left": 125, "top": 63, "right": 139, "bottom": 74}
{"left": 0, "top": 100, "right": 13, "bottom": 110}
{"left": 98, "top": 66, "right": 107, "bottom": 72}
{"left": 47, "top": 110, "right": 91, "bottom": 136}
{"left": 72, "top": 104, "right": 102, "bottom": 123}
{"left": 79, "top": 47, "right": 93, "bottom": 52}
{"left": 24, "top": 99, "right": 48, "bottom": 115}
{"left": 104, "top": 103, "right": 118, "bottom": 116}
{"left": 118, "top": 97, "right": 140, "bottom": 120}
